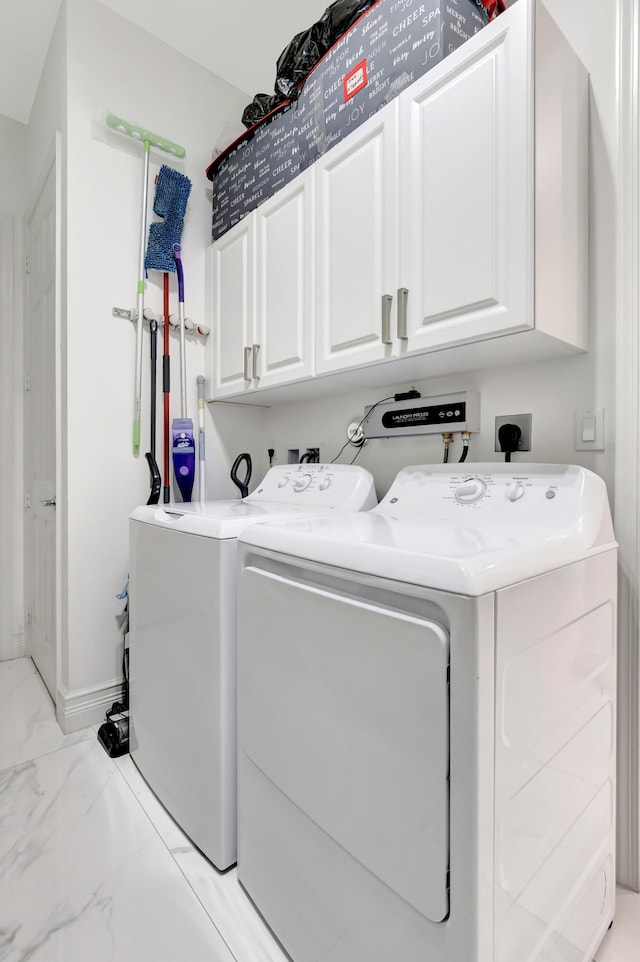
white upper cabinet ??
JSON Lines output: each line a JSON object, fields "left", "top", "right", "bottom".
{"left": 314, "top": 104, "right": 400, "bottom": 375}
{"left": 400, "top": 3, "right": 531, "bottom": 353}
{"left": 208, "top": 171, "right": 314, "bottom": 399}
{"left": 209, "top": 214, "right": 254, "bottom": 399}
{"left": 208, "top": 0, "right": 587, "bottom": 402}
{"left": 255, "top": 174, "right": 314, "bottom": 389}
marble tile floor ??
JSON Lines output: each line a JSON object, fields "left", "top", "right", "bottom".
{"left": 0, "top": 657, "right": 288, "bottom": 962}
{"left": 1, "top": 657, "right": 638, "bottom": 962}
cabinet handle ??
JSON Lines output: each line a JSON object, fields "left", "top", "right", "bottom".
{"left": 397, "top": 288, "right": 409, "bottom": 340}
{"left": 243, "top": 346, "right": 252, "bottom": 380}
{"left": 381, "top": 294, "right": 393, "bottom": 345}
{"left": 252, "top": 343, "right": 261, "bottom": 379}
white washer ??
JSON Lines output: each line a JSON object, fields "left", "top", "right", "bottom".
{"left": 128, "top": 463, "right": 376, "bottom": 871}
{"left": 236, "top": 463, "right": 617, "bottom": 962}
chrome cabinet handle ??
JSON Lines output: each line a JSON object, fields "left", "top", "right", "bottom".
{"left": 243, "top": 346, "right": 252, "bottom": 380}
{"left": 397, "top": 288, "right": 409, "bottom": 340}
{"left": 381, "top": 294, "right": 393, "bottom": 345}
{"left": 252, "top": 343, "right": 260, "bottom": 379}
{"left": 41, "top": 498, "right": 56, "bottom": 507}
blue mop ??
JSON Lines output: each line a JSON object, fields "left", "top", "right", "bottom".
{"left": 144, "top": 165, "right": 194, "bottom": 502}
{"left": 145, "top": 165, "right": 192, "bottom": 274}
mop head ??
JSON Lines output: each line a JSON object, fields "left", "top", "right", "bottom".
{"left": 145, "top": 165, "right": 192, "bottom": 273}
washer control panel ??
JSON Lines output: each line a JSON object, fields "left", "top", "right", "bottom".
{"left": 249, "top": 464, "right": 376, "bottom": 511}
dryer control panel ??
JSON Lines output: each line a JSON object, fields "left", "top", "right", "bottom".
{"left": 378, "top": 462, "right": 615, "bottom": 549}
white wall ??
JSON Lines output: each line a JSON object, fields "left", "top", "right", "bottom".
{"left": 0, "top": 114, "right": 26, "bottom": 660}
{"left": 257, "top": 354, "right": 610, "bottom": 498}
{"left": 60, "top": 0, "right": 260, "bottom": 714}
{"left": 259, "top": 0, "right": 617, "bottom": 501}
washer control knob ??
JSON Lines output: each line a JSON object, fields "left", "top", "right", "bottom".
{"left": 506, "top": 482, "right": 525, "bottom": 502}
{"left": 278, "top": 477, "right": 289, "bottom": 488}
{"left": 318, "top": 478, "right": 331, "bottom": 491}
{"left": 455, "top": 478, "right": 487, "bottom": 504}
{"left": 294, "top": 474, "right": 313, "bottom": 492}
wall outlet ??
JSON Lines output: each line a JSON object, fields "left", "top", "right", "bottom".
{"left": 494, "top": 414, "right": 532, "bottom": 453}
{"left": 287, "top": 447, "right": 321, "bottom": 463}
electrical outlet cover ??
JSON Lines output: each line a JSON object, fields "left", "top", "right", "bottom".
{"left": 494, "top": 414, "right": 532, "bottom": 453}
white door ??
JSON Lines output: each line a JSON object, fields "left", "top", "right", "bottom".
{"left": 25, "top": 162, "right": 57, "bottom": 699}
{"left": 0, "top": 215, "right": 14, "bottom": 660}
{"left": 400, "top": 2, "right": 532, "bottom": 354}
{"left": 209, "top": 216, "right": 255, "bottom": 398}
{"left": 314, "top": 104, "right": 400, "bottom": 374}
{"left": 254, "top": 171, "right": 314, "bottom": 389}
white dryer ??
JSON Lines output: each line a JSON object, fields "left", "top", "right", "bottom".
{"left": 236, "top": 463, "right": 617, "bottom": 962}
{"left": 128, "top": 463, "right": 376, "bottom": 871}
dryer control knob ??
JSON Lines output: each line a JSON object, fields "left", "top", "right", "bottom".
{"left": 278, "top": 477, "right": 289, "bottom": 488}
{"left": 506, "top": 482, "right": 525, "bottom": 502}
{"left": 455, "top": 479, "right": 486, "bottom": 504}
{"left": 318, "top": 478, "right": 331, "bottom": 491}
{"left": 294, "top": 474, "right": 313, "bottom": 492}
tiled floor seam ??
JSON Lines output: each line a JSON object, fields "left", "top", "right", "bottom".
{"left": 108, "top": 749, "right": 242, "bottom": 962}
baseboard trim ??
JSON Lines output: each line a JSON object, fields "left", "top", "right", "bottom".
{"left": 56, "top": 678, "right": 124, "bottom": 734}
{"left": 11, "top": 633, "right": 25, "bottom": 659}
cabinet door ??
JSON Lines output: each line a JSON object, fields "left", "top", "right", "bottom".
{"left": 254, "top": 172, "right": 313, "bottom": 389}
{"left": 209, "top": 216, "right": 255, "bottom": 398}
{"left": 315, "top": 103, "right": 400, "bottom": 375}
{"left": 400, "top": 0, "right": 532, "bottom": 354}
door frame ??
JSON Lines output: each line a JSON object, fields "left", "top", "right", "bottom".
{"left": 0, "top": 212, "right": 15, "bottom": 660}
{"left": 24, "top": 133, "right": 63, "bottom": 702}
{"left": 615, "top": 0, "right": 640, "bottom": 891}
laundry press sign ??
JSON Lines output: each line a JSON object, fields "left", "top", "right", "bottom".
{"left": 210, "top": 0, "right": 488, "bottom": 241}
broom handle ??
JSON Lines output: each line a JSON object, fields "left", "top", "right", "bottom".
{"left": 197, "top": 375, "right": 206, "bottom": 503}
{"left": 173, "top": 244, "right": 187, "bottom": 419}
{"left": 163, "top": 273, "right": 171, "bottom": 503}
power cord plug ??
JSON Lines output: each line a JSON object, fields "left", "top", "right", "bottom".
{"left": 498, "top": 423, "right": 522, "bottom": 463}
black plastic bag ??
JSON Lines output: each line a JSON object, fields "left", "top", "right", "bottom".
{"left": 242, "top": 92, "right": 285, "bottom": 129}
{"left": 241, "top": 0, "right": 379, "bottom": 127}
{"left": 275, "top": 0, "right": 379, "bottom": 102}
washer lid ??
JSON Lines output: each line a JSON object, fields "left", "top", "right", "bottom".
{"left": 130, "top": 500, "right": 342, "bottom": 540}
{"left": 129, "top": 463, "right": 377, "bottom": 539}
{"left": 239, "top": 463, "right": 617, "bottom": 594}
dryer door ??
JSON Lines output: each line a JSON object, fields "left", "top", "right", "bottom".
{"left": 238, "top": 559, "right": 450, "bottom": 925}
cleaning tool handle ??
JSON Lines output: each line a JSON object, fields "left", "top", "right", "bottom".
{"left": 145, "top": 453, "right": 161, "bottom": 505}
{"left": 231, "top": 453, "right": 252, "bottom": 499}
{"left": 173, "top": 244, "right": 185, "bottom": 302}
{"left": 173, "top": 244, "right": 187, "bottom": 419}
{"left": 197, "top": 375, "right": 206, "bottom": 504}
{"left": 133, "top": 141, "right": 151, "bottom": 454}
{"left": 163, "top": 273, "right": 171, "bottom": 503}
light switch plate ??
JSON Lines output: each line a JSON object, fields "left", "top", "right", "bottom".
{"left": 575, "top": 408, "right": 605, "bottom": 451}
